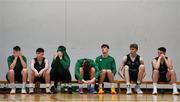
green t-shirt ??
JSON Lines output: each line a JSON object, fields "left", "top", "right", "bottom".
{"left": 7, "top": 55, "right": 27, "bottom": 71}
{"left": 75, "top": 58, "right": 100, "bottom": 81}
{"left": 95, "top": 55, "right": 116, "bottom": 75}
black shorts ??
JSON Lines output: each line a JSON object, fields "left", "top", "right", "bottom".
{"left": 6, "top": 70, "right": 23, "bottom": 83}
{"left": 34, "top": 76, "right": 45, "bottom": 83}
{"left": 129, "top": 69, "right": 139, "bottom": 81}
{"left": 98, "top": 73, "right": 110, "bottom": 82}
{"left": 158, "top": 72, "right": 168, "bottom": 82}
{"left": 50, "top": 68, "right": 71, "bottom": 83}
{"left": 75, "top": 69, "right": 91, "bottom": 81}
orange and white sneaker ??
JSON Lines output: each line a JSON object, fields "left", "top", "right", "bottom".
{"left": 98, "top": 87, "right": 104, "bottom": 94}
{"left": 111, "top": 87, "right": 117, "bottom": 94}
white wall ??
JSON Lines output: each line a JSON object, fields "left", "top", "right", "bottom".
{"left": 0, "top": 0, "right": 180, "bottom": 81}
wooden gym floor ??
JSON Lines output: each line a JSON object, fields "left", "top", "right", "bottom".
{"left": 0, "top": 93, "right": 179, "bottom": 102}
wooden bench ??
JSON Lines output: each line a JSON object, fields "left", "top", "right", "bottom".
{"left": 0, "top": 80, "right": 179, "bottom": 93}
{"left": 114, "top": 80, "right": 180, "bottom": 93}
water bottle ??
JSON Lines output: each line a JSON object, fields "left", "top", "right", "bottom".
{"left": 57, "top": 82, "right": 61, "bottom": 92}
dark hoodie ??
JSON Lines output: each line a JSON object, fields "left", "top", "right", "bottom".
{"left": 51, "top": 46, "right": 70, "bottom": 70}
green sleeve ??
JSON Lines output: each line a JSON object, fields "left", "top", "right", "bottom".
{"left": 22, "top": 56, "right": 27, "bottom": 64}
{"left": 7, "top": 56, "right": 13, "bottom": 68}
{"left": 75, "top": 60, "right": 83, "bottom": 81}
{"left": 95, "top": 57, "right": 102, "bottom": 71}
{"left": 60, "top": 54, "right": 70, "bottom": 69}
{"left": 91, "top": 60, "right": 100, "bottom": 79}
{"left": 111, "top": 58, "right": 117, "bottom": 75}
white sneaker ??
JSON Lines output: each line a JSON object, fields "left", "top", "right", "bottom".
{"left": 10, "top": 88, "right": 16, "bottom": 94}
{"left": 46, "top": 88, "right": 51, "bottom": 94}
{"left": 126, "top": 85, "right": 132, "bottom": 95}
{"left": 173, "top": 90, "right": 179, "bottom": 95}
{"left": 134, "top": 85, "right": 143, "bottom": 94}
{"left": 29, "top": 87, "right": 34, "bottom": 94}
{"left": 21, "top": 88, "right": 27, "bottom": 94}
{"left": 152, "top": 90, "right": 157, "bottom": 95}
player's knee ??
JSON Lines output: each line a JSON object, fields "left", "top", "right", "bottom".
{"left": 153, "top": 69, "right": 159, "bottom": 74}
{"left": 107, "top": 70, "right": 112, "bottom": 74}
{"left": 22, "top": 69, "right": 28, "bottom": 74}
{"left": 9, "top": 69, "right": 14, "bottom": 73}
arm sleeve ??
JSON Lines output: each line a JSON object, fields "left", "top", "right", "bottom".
{"left": 92, "top": 61, "right": 100, "bottom": 79}
{"left": 7, "top": 56, "right": 13, "bottom": 68}
{"left": 111, "top": 58, "right": 117, "bottom": 75}
{"left": 60, "top": 54, "right": 70, "bottom": 69}
{"left": 75, "top": 60, "right": 83, "bottom": 81}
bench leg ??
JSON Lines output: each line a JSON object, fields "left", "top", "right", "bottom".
{"left": 117, "top": 83, "right": 121, "bottom": 94}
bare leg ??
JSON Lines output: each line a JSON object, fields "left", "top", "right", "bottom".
{"left": 137, "top": 65, "right": 145, "bottom": 83}
{"left": 99, "top": 70, "right": 106, "bottom": 84}
{"left": 29, "top": 70, "right": 35, "bottom": 84}
{"left": 152, "top": 70, "right": 159, "bottom": 83}
{"left": 152, "top": 69, "right": 159, "bottom": 94}
{"left": 8, "top": 69, "right": 15, "bottom": 83}
{"left": 21, "top": 68, "right": 28, "bottom": 83}
{"left": 124, "top": 65, "right": 130, "bottom": 84}
{"left": 107, "top": 70, "right": 114, "bottom": 83}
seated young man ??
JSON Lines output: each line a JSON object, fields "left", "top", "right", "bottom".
{"left": 152, "top": 47, "right": 179, "bottom": 95}
{"left": 75, "top": 58, "right": 99, "bottom": 94}
{"left": 95, "top": 44, "right": 117, "bottom": 94}
{"left": 119, "top": 44, "right": 145, "bottom": 95}
{"left": 6, "top": 46, "right": 28, "bottom": 94}
{"left": 50, "top": 46, "right": 72, "bottom": 94}
{"left": 29, "top": 48, "right": 51, "bottom": 94}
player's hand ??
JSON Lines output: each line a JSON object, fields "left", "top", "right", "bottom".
{"left": 82, "top": 80, "right": 88, "bottom": 84}
{"left": 39, "top": 70, "right": 44, "bottom": 77}
{"left": 34, "top": 70, "right": 39, "bottom": 77}
{"left": 53, "top": 52, "right": 58, "bottom": 59}
{"left": 58, "top": 51, "right": 63, "bottom": 59}
{"left": 17, "top": 52, "right": 22, "bottom": 58}
{"left": 88, "top": 78, "right": 95, "bottom": 84}
{"left": 160, "top": 54, "right": 165, "bottom": 59}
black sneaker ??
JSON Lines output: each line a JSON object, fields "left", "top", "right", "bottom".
{"left": 68, "top": 87, "right": 73, "bottom": 94}
{"left": 50, "top": 86, "right": 57, "bottom": 94}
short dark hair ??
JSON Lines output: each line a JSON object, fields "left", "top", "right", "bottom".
{"left": 158, "top": 47, "right": 166, "bottom": 53}
{"left": 36, "top": 48, "right": 44, "bottom": 53}
{"left": 130, "top": 43, "right": 138, "bottom": 49}
{"left": 101, "top": 44, "right": 110, "bottom": 49}
{"left": 13, "top": 46, "right": 21, "bottom": 51}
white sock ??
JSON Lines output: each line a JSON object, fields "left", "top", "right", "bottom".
{"left": 172, "top": 83, "right": 177, "bottom": 91}
{"left": 153, "top": 83, "right": 157, "bottom": 91}
{"left": 10, "top": 83, "right": 15, "bottom": 89}
{"left": 111, "top": 83, "right": 115, "bottom": 88}
{"left": 29, "top": 83, "right": 34, "bottom": 88}
{"left": 126, "top": 83, "right": 130, "bottom": 87}
{"left": 46, "top": 84, "right": 50, "bottom": 88}
{"left": 99, "top": 84, "right": 103, "bottom": 88}
{"left": 51, "top": 83, "right": 55, "bottom": 87}
{"left": 79, "top": 84, "right": 83, "bottom": 88}
{"left": 91, "top": 84, "right": 94, "bottom": 88}
{"left": 22, "top": 82, "right": 26, "bottom": 89}
{"left": 68, "top": 83, "right": 72, "bottom": 88}
{"left": 137, "top": 81, "right": 141, "bottom": 85}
